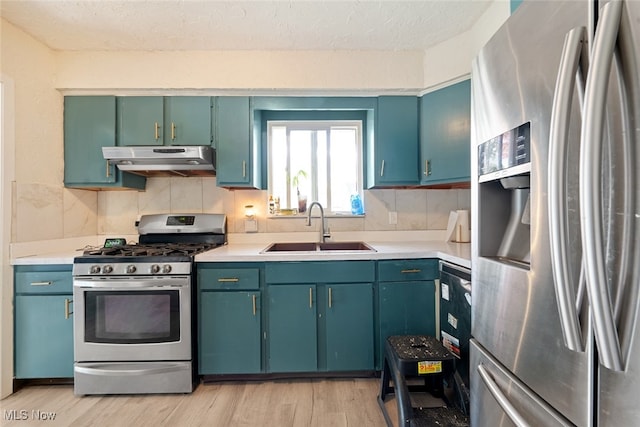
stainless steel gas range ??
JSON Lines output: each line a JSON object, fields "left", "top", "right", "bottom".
{"left": 72, "top": 213, "right": 226, "bottom": 395}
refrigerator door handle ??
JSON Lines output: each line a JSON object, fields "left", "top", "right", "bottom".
{"left": 477, "top": 364, "right": 531, "bottom": 427}
{"left": 580, "top": 0, "right": 623, "bottom": 372}
{"left": 548, "top": 25, "right": 588, "bottom": 352}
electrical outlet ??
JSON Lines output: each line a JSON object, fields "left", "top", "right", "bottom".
{"left": 244, "top": 219, "right": 258, "bottom": 233}
{"left": 388, "top": 211, "right": 398, "bottom": 225}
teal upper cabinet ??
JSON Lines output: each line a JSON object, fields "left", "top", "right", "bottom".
{"left": 117, "top": 97, "right": 163, "bottom": 146}
{"left": 368, "top": 96, "right": 420, "bottom": 188}
{"left": 64, "top": 96, "right": 146, "bottom": 190}
{"left": 117, "top": 96, "right": 212, "bottom": 146}
{"left": 511, "top": 0, "right": 524, "bottom": 13}
{"left": 215, "top": 97, "right": 262, "bottom": 188}
{"left": 419, "top": 79, "right": 471, "bottom": 185}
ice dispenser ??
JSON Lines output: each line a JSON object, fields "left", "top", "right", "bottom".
{"left": 477, "top": 122, "right": 531, "bottom": 267}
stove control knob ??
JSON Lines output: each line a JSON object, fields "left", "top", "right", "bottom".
{"left": 126, "top": 265, "right": 137, "bottom": 274}
{"left": 162, "top": 265, "right": 172, "bottom": 274}
{"left": 103, "top": 265, "right": 113, "bottom": 274}
{"left": 90, "top": 265, "right": 101, "bottom": 274}
{"left": 150, "top": 264, "right": 161, "bottom": 274}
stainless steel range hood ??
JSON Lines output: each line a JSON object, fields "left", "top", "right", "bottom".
{"left": 102, "top": 146, "right": 215, "bottom": 177}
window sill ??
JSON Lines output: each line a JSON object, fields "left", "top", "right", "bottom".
{"left": 267, "top": 213, "right": 365, "bottom": 219}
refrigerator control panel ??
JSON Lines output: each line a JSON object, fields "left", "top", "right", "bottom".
{"left": 478, "top": 122, "right": 530, "bottom": 178}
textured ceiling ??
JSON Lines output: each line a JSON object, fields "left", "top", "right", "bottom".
{"left": 0, "top": 0, "right": 493, "bottom": 51}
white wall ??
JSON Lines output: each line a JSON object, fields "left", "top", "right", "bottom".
{"left": 422, "top": 0, "right": 509, "bottom": 90}
{"left": 57, "top": 50, "right": 425, "bottom": 92}
{"left": 0, "top": 19, "right": 98, "bottom": 245}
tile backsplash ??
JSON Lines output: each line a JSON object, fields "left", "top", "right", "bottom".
{"left": 96, "top": 177, "right": 470, "bottom": 237}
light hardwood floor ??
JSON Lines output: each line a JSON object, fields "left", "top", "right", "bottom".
{"left": 0, "top": 379, "right": 393, "bottom": 427}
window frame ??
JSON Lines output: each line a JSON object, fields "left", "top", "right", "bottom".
{"left": 266, "top": 119, "right": 364, "bottom": 216}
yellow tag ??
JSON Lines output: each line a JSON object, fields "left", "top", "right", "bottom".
{"left": 417, "top": 361, "right": 442, "bottom": 375}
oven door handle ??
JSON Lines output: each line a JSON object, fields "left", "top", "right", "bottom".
{"left": 75, "top": 363, "right": 186, "bottom": 377}
{"left": 74, "top": 280, "right": 188, "bottom": 289}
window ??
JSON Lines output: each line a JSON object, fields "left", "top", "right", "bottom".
{"left": 268, "top": 120, "right": 363, "bottom": 215}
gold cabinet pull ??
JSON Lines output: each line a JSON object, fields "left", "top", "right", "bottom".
{"left": 309, "top": 288, "right": 313, "bottom": 308}
{"left": 401, "top": 269, "right": 421, "bottom": 274}
{"left": 380, "top": 159, "right": 385, "bottom": 177}
{"left": 106, "top": 160, "right": 111, "bottom": 178}
{"left": 154, "top": 122, "right": 160, "bottom": 140}
{"left": 217, "top": 278, "right": 239, "bottom": 283}
{"left": 242, "top": 161, "right": 247, "bottom": 178}
{"left": 64, "top": 298, "right": 73, "bottom": 319}
{"left": 171, "top": 122, "right": 176, "bottom": 140}
{"left": 252, "top": 294, "right": 257, "bottom": 316}
{"left": 30, "top": 281, "right": 52, "bottom": 286}
{"left": 328, "top": 287, "right": 332, "bottom": 308}
{"left": 424, "top": 159, "right": 431, "bottom": 176}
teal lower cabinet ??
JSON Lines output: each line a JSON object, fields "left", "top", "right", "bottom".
{"left": 14, "top": 265, "right": 74, "bottom": 379}
{"left": 265, "top": 261, "right": 375, "bottom": 373}
{"left": 267, "top": 284, "right": 318, "bottom": 373}
{"left": 198, "top": 264, "right": 262, "bottom": 375}
{"left": 199, "top": 292, "right": 261, "bottom": 374}
{"left": 377, "top": 259, "right": 438, "bottom": 370}
{"left": 324, "top": 283, "right": 374, "bottom": 371}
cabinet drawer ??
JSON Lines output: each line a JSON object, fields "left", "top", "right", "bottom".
{"left": 265, "top": 261, "right": 375, "bottom": 284}
{"left": 378, "top": 259, "right": 438, "bottom": 282}
{"left": 15, "top": 266, "right": 73, "bottom": 294}
{"left": 199, "top": 268, "right": 260, "bottom": 290}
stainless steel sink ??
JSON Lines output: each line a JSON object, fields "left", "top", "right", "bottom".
{"left": 261, "top": 241, "right": 375, "bottom": 253}
{"left": 318, "top": 241, "right": 375, "bottom": 251}
{"left": 262, "top": 242, "right": 318, "bottom": 252}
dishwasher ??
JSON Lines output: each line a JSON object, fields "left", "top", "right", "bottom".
{"left": 439, "top": 261, "right": 472, "bottom": 392}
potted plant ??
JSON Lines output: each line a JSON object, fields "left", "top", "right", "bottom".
{"left": 292, "top": 169, "right": 308, "bottom": 213}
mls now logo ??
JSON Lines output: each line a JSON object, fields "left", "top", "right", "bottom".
{"left": 3, "top": 410, "right": 28, "bottom": 420}
{"left": 3, "top": 409, "right": 57, "bottom": 421}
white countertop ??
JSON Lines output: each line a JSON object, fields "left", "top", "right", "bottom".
{"left": 195, "top": 241, "right": 470, "bottom": 268}
{"left": 11, "top": 233, "right": 471, "bottom": 269}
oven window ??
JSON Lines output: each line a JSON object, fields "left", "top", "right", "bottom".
{"left": 84, "top": 290, "right": 180, "bottom": 344}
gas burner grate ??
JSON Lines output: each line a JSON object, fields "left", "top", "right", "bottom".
{"left": 83, "top": 242, "right": 217, "bottom": 257}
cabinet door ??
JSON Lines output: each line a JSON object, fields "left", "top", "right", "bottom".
{"left": 378, "top": 280, "right": 436, "bottom": 369}
{"left": 199, "top": 291, "right": 261, "bottom": 374}
{"left": 325, "top": 283, "right": 374, "bottom": 371}
{"left": 420, "top": 79, "right": 471, "bottom": 185}
{"left": 64, "top": 96, "right": 114, "bottom": 186}
{"left": 371, "top": 96, "right": 419, "bottom": 187}
{"left": 216, "top": 96, "right": 253, "bottom": 186}
{"left": 64, "top": 96, "right": 146, "bottom": 190}
{"left": 267, "top": 285, "right": 317, "bottom": 372}
{"left": 164, "top": 97, "right": 212, "bottom": 146}
{"left": 117, "top": 96, "right": 164, "bottom": 146}
{"left": 14, "top": 295, "right": 74, "bottom": 378}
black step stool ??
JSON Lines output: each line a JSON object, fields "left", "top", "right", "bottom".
{"left": 378, "top": 335, "right": 470, "bottom": 427}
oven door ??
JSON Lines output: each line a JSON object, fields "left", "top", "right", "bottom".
{"left": 73, "top": 277, "right": 191, "bottom": 362}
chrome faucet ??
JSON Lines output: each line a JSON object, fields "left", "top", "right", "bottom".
{"left": 306, "top": 201, "right": 331, "bottom": 243}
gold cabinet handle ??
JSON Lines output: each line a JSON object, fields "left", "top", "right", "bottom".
{"left": 328, "top": 287, "right": 332, "bottom": 308}
{"left": 380, "top": 159, "right": 385, "bottom": 177}
{"left": 30, "top": 281, "right": 52, "bottom": 286}
{"left": 64, "top": 298, "right": 73, "bottom": 319}
{"left": 154, "top": 122, "right": 160, "bottom": 140}
{"left": 401, "top": 269, "right": 421, "bottom": 274}
{"left": 309, "top": 288, "right": 313, "bottom": 308}
{"left": 106, "top": 160, "right": 111, "bottom": 178}
{"left": 171, "top": 122, "right": 176, "bottom": 140}
{"left": 424, "top": 159, "right": 431, "bottom": 176}
{"left": 242, "top": 161, "right": 247, "bottom": 178}
{"left": 218, "top": 278, "right": 239, "bottom": 283}
{"left": 252, "top": 294, "right": 257, "bottom": 316}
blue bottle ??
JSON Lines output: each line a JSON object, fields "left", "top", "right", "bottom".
{"left": 350, "top": 194, "right": 364, "bottom": 215}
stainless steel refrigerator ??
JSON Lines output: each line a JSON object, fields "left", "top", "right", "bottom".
{"left": 470, "top": 0, "right": 640, "bottom": 425}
